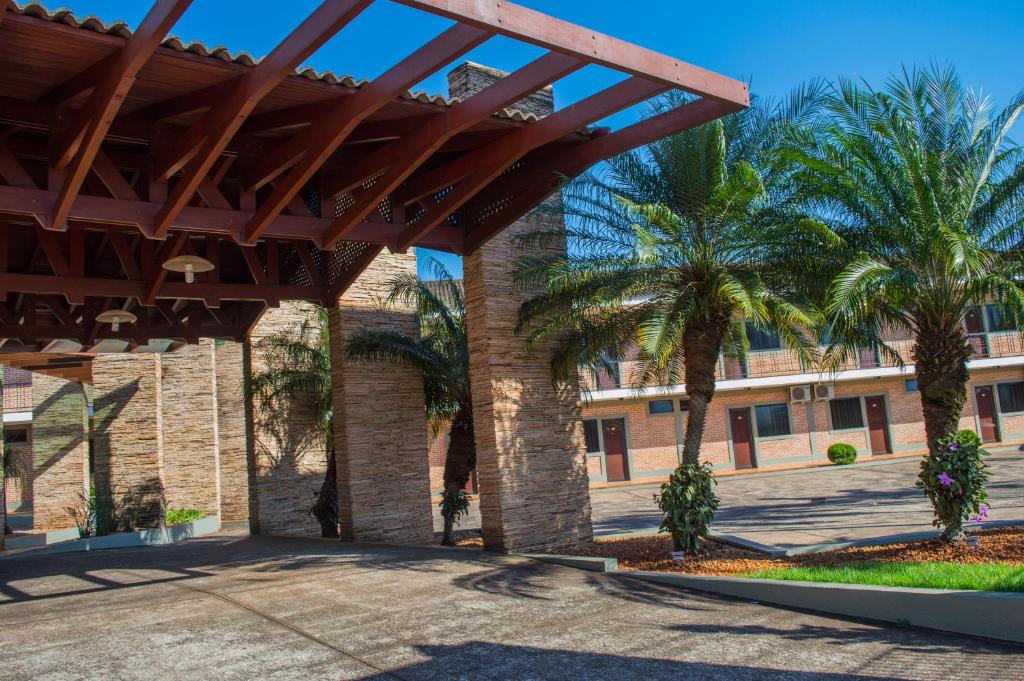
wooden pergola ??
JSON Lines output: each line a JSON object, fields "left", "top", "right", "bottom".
{"left": 0, "top": 0, "right": 747, "bottom": 351}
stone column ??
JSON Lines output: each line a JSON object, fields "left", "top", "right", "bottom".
{"left": 215, "top": 341, "right": 251, "bottom": 522}
{"left": 160, "top": 340, "right": 221, "bottom": 520}
{"left": 330, "top": 249, "right": 434, "bottom": 544}
{"left": 248, "top": 301, "right": 328, "bottom": 537}
{"left": 29, "top": 373, "right": 89, "bottom": 531}
{"left": 452, "top": 63, "right": 593, "bottom": 553}
{"left": 92, "top": 354, "right": 165, "bottom": 529}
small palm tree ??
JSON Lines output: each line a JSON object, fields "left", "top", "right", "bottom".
{"left": 788, "top": 66, "right": 1024, "bottom": 449}
{"left": 247, "top": 308, "right": 338, "bottom": 537}
{"left": 344, "top": 258, "right": 474, "bottom": 546}
{"left": 3, "top": 444, "right": 24, "bottom": 535}
{"left": 517, "top": 87, "right": 833, "bottom": 469}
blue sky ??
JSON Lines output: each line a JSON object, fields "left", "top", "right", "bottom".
{"left": 51, "top": 0, "right": 1024, "bottom": 278}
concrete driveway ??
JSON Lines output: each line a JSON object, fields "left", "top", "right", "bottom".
{"left": 1, "top": 534, "right": 1020, "bottom": 680}
{"left": 591, "top": 450, "right": 1024, "bottom": 550}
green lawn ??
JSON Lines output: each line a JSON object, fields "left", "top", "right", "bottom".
{"left": 742, "top": 561, "right": 1024, "bottom": 592}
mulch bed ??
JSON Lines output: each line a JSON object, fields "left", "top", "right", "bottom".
{"left": 575, "top": 525, "right": 1024, "bottom": 576}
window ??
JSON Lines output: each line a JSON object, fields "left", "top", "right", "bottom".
{"left": 583, "top": 420, "right": 601, "bottom": 453}
{"left": 4, "top": 427, "right": 28, "bottom": 443}
{"left": 745, "top": 322, "right": 781, "bottom": 351}
{"left": 904, "top": 379, "right": 919, "bottom": 393}
{"left": 986, "top": 304, "right": 1015, "bottom": 332}
{"left": 830, "top": 397, "right": 865, "bottom": 430}
{"left": 755, "top": 403, "right": 792, "bottom": 437}
{"left": 997, "top": 382, "right": 1024, "bottom": 414}
{"left": 648, "top": 399, "right": 674, "bottom": 415}
{"left": 678, "top": 400, "right": 689, "bottom": 412}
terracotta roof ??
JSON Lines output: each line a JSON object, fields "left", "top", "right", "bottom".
{"left": 10, "top": 1, "right": 542, "bottom": 122}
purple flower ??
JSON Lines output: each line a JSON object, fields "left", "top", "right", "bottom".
{"left": 937, "top": 472, "right": 954, "bottom": 487}
{"left": 948, "top": 443, "right": 959, "bottom": 451}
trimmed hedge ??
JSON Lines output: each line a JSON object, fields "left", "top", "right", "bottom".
{"left": 828, "top": 443, "right": 857, "bottom": 465}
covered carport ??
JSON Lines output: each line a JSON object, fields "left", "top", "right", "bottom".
{"left": 0, "top": 0, "right": 747, "bottom": 552}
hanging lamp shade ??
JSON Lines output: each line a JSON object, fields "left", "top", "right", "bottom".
{"left": 95, "top": 309, "right": 137, "bottom": 332}
{"left": 162, "top": 255, "right": 215, "bottom": 283}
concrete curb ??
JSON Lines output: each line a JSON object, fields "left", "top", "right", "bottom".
{"left": 521, "top": 552, "right": 1024, "bottom": 645}
{"left": 0, "top": 516, "right": 220, "bottom": 559}
{"left": 516, "top": 553, "right": 618, "bottom": 572}
{"left": 620, "top": 570, "right": 1024, "bottom": 645}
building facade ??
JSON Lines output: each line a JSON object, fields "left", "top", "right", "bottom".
{"left": 425, "top": 307, "right": 1024, "bottom": 490}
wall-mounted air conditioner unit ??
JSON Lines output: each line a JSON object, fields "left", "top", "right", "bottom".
{"left": 813, "top": 383, "right": 835, "bottom": 401}
{"left": 789, "top": 384, "right": 811, "bottom": 403}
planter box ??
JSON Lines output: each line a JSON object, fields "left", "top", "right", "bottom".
{"left": 0, "top": 515, "right": 220, "bottom": 559}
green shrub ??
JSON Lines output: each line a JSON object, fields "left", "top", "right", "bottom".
{"left": 916, "top": 430, "right": 991, "bottom": 543}
{"left": 655, "top": 462, "right": 719, "bottom": 555}
{"left": 165, "top": 507, "right": 205, "bottom": 526}
{"left": 827, "top": 443, "right": 857, "bottom": 465}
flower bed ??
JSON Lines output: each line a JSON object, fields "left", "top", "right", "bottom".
{"left": 577, "top": 524, "right": 1024, "bottom": 579}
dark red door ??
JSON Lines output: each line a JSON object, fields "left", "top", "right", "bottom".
{"left": 729, "top": 408, "right": 755, "bottom": 469}
{"left": 864, "top": 396, "right": 892, "bottom": 455}
{"left": 602, "top": 419, "right": 629, "bottom": 482}
{"left": 975, "top": 386, "right": 1001, "bottom": 443}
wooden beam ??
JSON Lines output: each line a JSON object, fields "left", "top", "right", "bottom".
{"left": 142, "top": 230, "right": 186, "bottom": 305}
{"left": 321, "top": 51, "right": 585, "bottom": 248}
{"left": 106, "top": 229, "right": 143, "bottom": 279}
{"left": 34, "top": 225, "right": 70, "bottom": 276}
{"left": 393, "top": 0, "right": 750, "bottom": 105}
{"left": 0, "top": 272, "right": 326, "bottom": 304}
{"left": 241, "top": 23, "right": 491, "bottom": 244}
{"left": 0, "top": 140, "right": 37, "bottom": 189}
{"left": 464, "top": 98, "right": 736, "bottom": 253}
{"left": 151, "top": 0, "right": 374, "bottom": 238}
{"left": 395, "top": 76, "right": 668, "bottom": 251}
{"left": 0, "top": 185, "right": 465, "bottom": 251}
{"left": 49, "top": 0, "right": 192, "bottom": 230}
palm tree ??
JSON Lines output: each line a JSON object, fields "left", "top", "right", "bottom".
{"left": 2, "top": 444, "right": 23, "bottom": 535}
{"left": 344, "top": 258, "right": 474, "bottom": 546}
{"left": 516, "top": 86, "right": 834, "bottom": 468}
{"left": 247, "top": 308, "right": 338, "bottom": 538}
{"left": 787, "top": 66, "right": 1024, "bottom": 450}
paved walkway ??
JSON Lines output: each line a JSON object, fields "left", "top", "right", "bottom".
{"left": 2, "top": 534, "right": 1021, "bottom": 680}
{"left": 592, "top": 450, "right": 1024, "bottom": 549}
{"left": 436, "top": 450, "right": 1024, "bottom": 550}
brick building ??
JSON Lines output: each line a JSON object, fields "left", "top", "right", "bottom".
{"left": 425, "top": 310, "right": 1024, "bottom": 490}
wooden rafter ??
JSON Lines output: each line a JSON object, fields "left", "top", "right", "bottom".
{"left": 463, "top": 98, "right": 739, "bottom": 253}
{"left": 151, "top": 0, "right": 375, "bottom": 238}
{"left": 394, "top": 0, "right": 750, "bottom": 104}
{"left": 241, "top": 23, "right": 492, "bottom": 244}
{"left": 395, "top": 76, "right": 669, "bottom": 251}
{"left": 321, "top": 51, "right": 585, "bottom": 248}
{"left": 49, "top": 0, "right": 192, "bottom": 231}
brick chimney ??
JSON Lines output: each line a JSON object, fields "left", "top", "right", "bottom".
{"left": 447, "top": 62, "right": 555, "bottom": 118}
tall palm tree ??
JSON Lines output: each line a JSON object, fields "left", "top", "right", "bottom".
{"left": 516, "top": 87, "right": 834, "bottom": 466}
{"left": 344, "top": 258, "right": 474, "bottom": 546}
{"left": 787, "top": 66, "right": 1024, "bottom": 449}
{"left": 247, "top": 308, "right": 338, "bottom": 538}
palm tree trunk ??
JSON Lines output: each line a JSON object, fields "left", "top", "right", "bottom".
{"left": 680, "top": 314, "right": 730, "bottom": 466}
{"left": 313, "top": 447, "right": 339, "bottom": 538}
{"left": 441, "top": 409, "right": 476, "bottom": 546}
{"left": 913, "top": 323, "right": 972, "bottom": 451}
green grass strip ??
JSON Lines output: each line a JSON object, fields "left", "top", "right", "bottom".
{"left": 741, "top": 561, "right": 1024, "bottom": 592}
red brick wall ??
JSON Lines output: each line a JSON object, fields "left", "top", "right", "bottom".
{"left": 583, "top": 364, "right": 1024, "bottom": 481}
